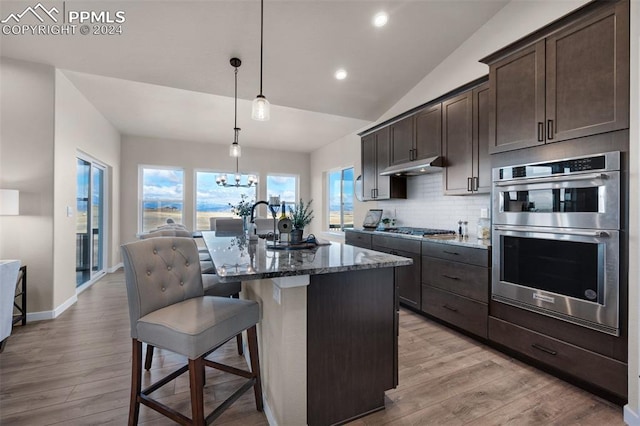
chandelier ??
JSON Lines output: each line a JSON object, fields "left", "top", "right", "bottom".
{"left": 216, "top": 157, "right": 258, "bottom": 188}
{"left": 216, "top": 58, "right": 257, "bottom": 188}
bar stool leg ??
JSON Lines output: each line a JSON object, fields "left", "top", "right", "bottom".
{"left": 189, "top": 357, "right": 206, "bottom": 426}
{"left": 247, "top": 326, "right": 263, "bottom": 411}
{"left": 129, "top": 340, "right": 142, "bottom": 426}
{"left": 144, "top": 345, "right": 154, "bottom": 370}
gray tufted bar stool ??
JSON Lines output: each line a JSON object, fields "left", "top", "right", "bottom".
{"left": 121, "top": 237, "right": 263, "bottom": 425}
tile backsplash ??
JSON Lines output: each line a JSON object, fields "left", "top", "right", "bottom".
{"left": 377, "top": 173, "right": 490, "bottom": 234}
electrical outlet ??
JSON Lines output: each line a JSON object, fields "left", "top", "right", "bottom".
{"left": 273, "top": 284, "right": 281, "bottom": 305}
{"left": 66, "top": 206, "right": 73, "bottom": 217}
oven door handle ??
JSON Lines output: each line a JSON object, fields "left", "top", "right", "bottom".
{"left": 494, "top": 226, "right": 610, "bottom": 238}
{"left": 494, "top": 172, "right": 608, "bottom": 187}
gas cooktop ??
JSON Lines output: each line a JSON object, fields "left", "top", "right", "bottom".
{"left": 380, "top": 227, "right": 456, "bottom": 237}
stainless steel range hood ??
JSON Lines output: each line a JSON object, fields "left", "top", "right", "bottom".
{"left": 379, "top": 156, "right": 445, "bottom": 176}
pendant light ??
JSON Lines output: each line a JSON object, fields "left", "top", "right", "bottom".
{"left": 217, "top": 58, "right": 257, "bottom": 188}
{"left": 230, "top": 57, "right": 242, "bottom": 157}
{"left": 251, "top": 0, "right": 270, "bottom": 121}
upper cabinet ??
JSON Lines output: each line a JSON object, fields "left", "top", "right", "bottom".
{"left": 484, "top": 0, "right": 629, "bottom": 154}
{"left": 390, "top": 116, "right": 415, "bottom": 165}
{"left": 443, "top": 83, "right": 490, "bottom": 195}
{"left": 414, "top": 104, "right": 443, "bottom": 161}
{"left": 390, "top": 106, "right": 443, "bottom": 166}
{"left": 361, "top": 127, "right": 406, "bottom": 201}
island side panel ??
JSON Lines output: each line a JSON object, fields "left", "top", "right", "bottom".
{"left": 242, "top": 279, "right": 308, "bottom": 426}
{"left": 307, "top": 267, "right": 397, "bottom": 426}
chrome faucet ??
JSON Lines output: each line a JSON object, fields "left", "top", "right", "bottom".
{"left": 250, "top": 201, "right": 278, "bottom": 243}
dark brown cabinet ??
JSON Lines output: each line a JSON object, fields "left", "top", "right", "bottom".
{"left": 344, "top": 230, "right": 372, "bottom": 249}
{"left": 389, "top": 116, "right": 415, "bottom": 165}
{"left": 421, "top": 241, "right": 490, "bottom": 338}
{"left": 443, "top": 83, "right": 490, "bottom": 195}
{"left": 372, "top": 236, "right": 421, "bottom": 309}
{"left": 414, "top": 104, "right": 442, "bottom": 161}
{"left": 484, "top": 0, "right": 629, "bottom": 154}
{"left": 390, "top": 106, "right": 442, "bottom": 166}
{"left": 361, "top": 128, "right": 406, "bottom": 201}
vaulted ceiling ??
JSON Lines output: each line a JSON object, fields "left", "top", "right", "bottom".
{"left": 0, "top": 0, "right": 509, "bottom": 152}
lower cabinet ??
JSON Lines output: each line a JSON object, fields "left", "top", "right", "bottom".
{"left": 345, "top": 230, "right": 372, "bottom": 249}
{"left": 422, "top": 286, "right": 488, "bottom": 338}
{"left": 421, "top": 241, "right": 490, "bottom": 338}
{"left": 488, "top": 317, "right": 627, "bottom": 399}
{"left": 373, "top": 235, "right": 421, "bottom": 310}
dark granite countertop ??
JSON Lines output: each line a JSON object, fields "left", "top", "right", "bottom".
{"left": 346, "top": 228, "right": 491, "bottom": 250}
{"left": 202, "top": 231, "right": 413, "bottom": 282}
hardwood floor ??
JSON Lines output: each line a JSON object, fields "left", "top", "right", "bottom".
{"left": 0, "top": 272, "right": 624, "bottom": 425}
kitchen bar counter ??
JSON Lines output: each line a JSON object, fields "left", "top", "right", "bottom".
{"left": 201, "top": 231, "right": 412, "bottom": 281}
{"left": 202, "top": 231, "right": 411, "bottom": 426}
{"left": 347, "top": 227, "right": 491, "bottom": 249}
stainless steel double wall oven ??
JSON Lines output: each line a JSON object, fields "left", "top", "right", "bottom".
{"left": 492, "top": 151, "right": 621, "bottom": 335}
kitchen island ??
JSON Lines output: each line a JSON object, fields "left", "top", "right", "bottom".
{"left": 201, "top": 231, "right": 412, "bottom": 426}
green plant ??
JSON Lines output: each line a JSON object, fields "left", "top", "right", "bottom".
{"left": 229, "top": 194, "right": 254, "bottom": 217}
{"left": 288, "top": 199, "right": 314, "bottom": 229}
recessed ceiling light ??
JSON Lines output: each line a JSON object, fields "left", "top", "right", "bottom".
{"left": 373, "top": 11, "right": 388, "bottom": 27}
{"left": 335, "top": 69, "right": 348, "bottom": 80}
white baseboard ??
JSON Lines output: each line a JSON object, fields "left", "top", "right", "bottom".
{"left": 27, "top": 293, "right": 78, "bottom": 322}
{"left": 108, "top": 262, "right": 123, "bottom": 273}
{"left": 263, "top": 398, "right": 278, "bottom": 426}
{"left": 625, "top": 405, "right": 640, "bottom": 425}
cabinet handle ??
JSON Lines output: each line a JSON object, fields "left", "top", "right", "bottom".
{"left": 442, "top": 274, "right": 460, "bottom": 281}
{"left": 371, "top": 189, "right": 375, "bottom": 199}
{"left": 537, "top": 122, "right": 544, "bottom": 142}
{"left": 443, "top": 250, "right": 460, "bottom": 256}
{"left": 531, "top": 343, "right": 557, "bottom": 356}
{"left": 413, "top": 148, "right": 417, "bottom": 160}
{"left": 443, "top": 304, "right": 458, "bottom": 312}
{"left": 547, "top": 119, "right": 554, "bottom": 140}
{"left": 467, "top": 177, "right": 472, "bottom": 192}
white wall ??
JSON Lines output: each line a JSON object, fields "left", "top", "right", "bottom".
{"left": 120, "top": 135, "right": 311, "bottom": 244}
{"left": 53, "top": 70, "right": 121, "bottom": 308}
{"left": 625, "top": 0, "right": 640, "bottom": 422}
{"left": 0, "top": 58, "right": 55, "bottom": 313}
{"left": 309, "top": 132, "right": 369, "bottom": 237}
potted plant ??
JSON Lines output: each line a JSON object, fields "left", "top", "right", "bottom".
{"left": 288, "top": 199, "right": 314, "bottom": 244}
{"left": 229, "top": 194, "right": 254, "bottom": 230}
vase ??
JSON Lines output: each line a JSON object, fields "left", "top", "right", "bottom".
{"left": 290, "top": 229, "right": 303, "bottom": 245}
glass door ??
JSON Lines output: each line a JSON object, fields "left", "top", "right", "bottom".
{"left": 76, "top": 157, "right": 106, "bottom": 287}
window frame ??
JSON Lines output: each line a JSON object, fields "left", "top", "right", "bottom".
{"left": 193, "top": 168, "right": 259, "bottom": 231}
{"left": 266, "top": 173, "right": 299, "bottom": 205}
{"left": 138, "top": 165, "right": 185, "bottom": 233}
{"left": 327, "top": 166, "right": 355, "bottom": 232}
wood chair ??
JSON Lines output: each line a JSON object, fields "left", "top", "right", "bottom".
{"left": 121, "top": 237, "right": 263, "bottom": 425}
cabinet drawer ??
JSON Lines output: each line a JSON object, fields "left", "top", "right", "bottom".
{"left": 422, "top": 256, "right": 489, "bottom": 303}
{"left": 422, "top": 286, "right": 488, "bottom": 338}
{"left": 372, "top": 235, "right": 421, "bottom": 254}
{"left": 345, "top": 231, "right": 372, "bottom": 249}
{"left": 488, "top": 317, "right": 627, "bottom": 398}
{"left": 421, "top": 241, "right": 488, "bottom": 267}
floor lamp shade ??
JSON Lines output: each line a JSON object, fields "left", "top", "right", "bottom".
{"left": 0, "top": 190, "right": 19, "bottom": 215}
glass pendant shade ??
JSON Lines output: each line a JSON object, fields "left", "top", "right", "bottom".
{"left": 229, "top": 142, "right": 241, "bottom": 157}
{"left": 251, "top": 95, "right": 270, "bottom": 121}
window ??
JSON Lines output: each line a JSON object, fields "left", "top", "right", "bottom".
{"left": 195, "top": 171, "right": 257, "bottom": 231}
{"left": 267, "top": 174, "right": 298, "bottom": 205}
{"left": 328, "top": 167, "right": 354, "bottom": 231}
{"left": 140, "top": 167, "right": 184, "bottom": 233}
